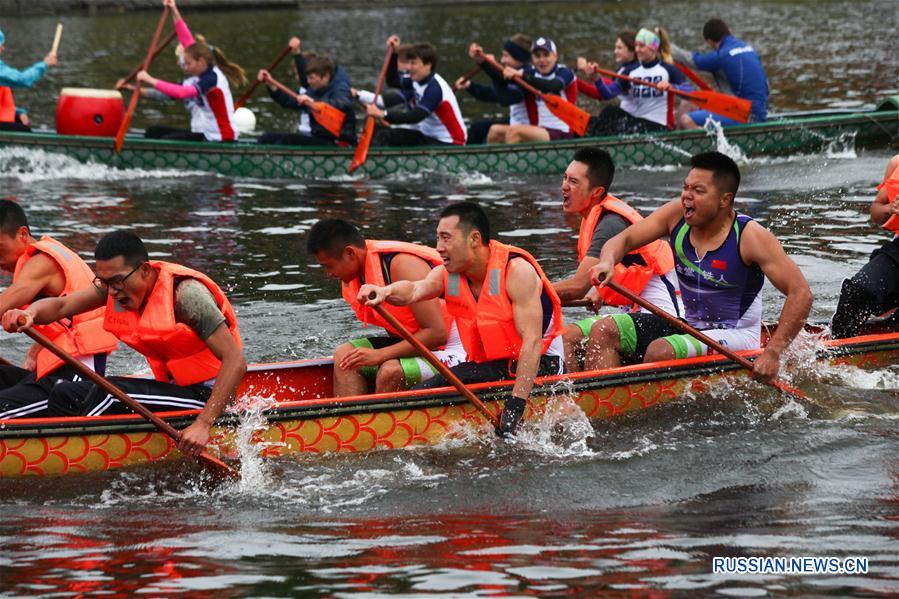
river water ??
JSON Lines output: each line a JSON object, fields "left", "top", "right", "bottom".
{"left": 1, "top": 1, "right": 898, "bottom": 596}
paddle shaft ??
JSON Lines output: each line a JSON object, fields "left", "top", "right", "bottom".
{"left": 348, "top": 45, "right": 394, "bottom": 173}
{"left": 234, "top": 45, "right": 292, "bottom": 109}
{"left": 120, "top": 30, "right": 176, "bottom": 86}
{"left": 370, "top": 303, "right": 500, "bottom": 428}
{"left": 477, "top": 53, "right": 550, "bottom": 101}
{"left": 115, "top": 6, "right": 170, "bottom": 153}
{"left": 455, "top": 64, "right": 481, "bottom": 88}
{"left": 601, "top": 279, "right": 811, "bottom": 400}
{"left": 592, "top": 65, "right": 696, "bottom": 102}
{"left": 264, "top": 75, "right": 320, "bottom": 113}
{"left": 50, "top": 23, "right": 63, "bottom": 55}
{"left": 20, "top": 321, "right": 237, "bottom": 477}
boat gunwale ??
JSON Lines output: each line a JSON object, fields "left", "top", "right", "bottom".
{"left": 0, "top": 107, "right": 895, "bottom": 159}
{"left": 2, "top": 328, "right": 898, "bottom": 439}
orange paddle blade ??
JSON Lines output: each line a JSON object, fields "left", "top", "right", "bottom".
{"left": 349, "top": 117, "right": 375, "bottom": 173}
{"left": 542, "top": 95, "right": 590, "bottom": 136}
{"left": 311, "top": 102, "right": 346, "bottom": 138}
{"left": 685, "top": 89, "right": 752, "bottom": 123}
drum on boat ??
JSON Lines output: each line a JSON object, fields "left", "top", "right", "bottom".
{"left": 55, "top": 88, "right": 124, "bottom": 137}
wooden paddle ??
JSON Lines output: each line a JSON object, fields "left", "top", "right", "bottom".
{"left": 234, "top": 45, "right": 292, "bottom": 109}
{"left": 119, "top": 30, "right": 177, "bottom": 87}
{"left": 349, "top": 45, "right": 394, "bottom": 173}
{"left": 592, "top": 65, "right": 752, "bottom": 124}
{"left": 477, "top": 52, "right": 590, "bottom": 136}
{"left": 263, "top": 74, "right": 346, "bottom": 138}
{"left": 453, "top": 64, "right": 481, "bottom": 91}
{"left": 598, "top": 278, "right": 815, "bottom": 404}
{"left": 369, "top": 300, "right": 500, "bottom": 429}
{"left": 114, "top": 7, "right": 170, "bottom": 153}
{"left": 50, "top": 23, "right": 63, "bottom": 55}
{"left": 675, "top": 61, "right": 712, "bottom": 92}
{"left": 19, "top": 317, "right": 238, "bottom": 480}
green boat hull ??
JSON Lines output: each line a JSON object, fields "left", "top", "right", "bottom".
{"left": 2, "top": 98, "right": 897, "bottom": 179}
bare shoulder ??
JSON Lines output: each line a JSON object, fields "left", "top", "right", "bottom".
{"left": 740, "top": 219, "right": 785, "bottom": 263}
{"left": 506, "top": 257, "right": 542, "bottom": 300}
{"left": 389, "top": 251, "right": 432, "bottom": 281}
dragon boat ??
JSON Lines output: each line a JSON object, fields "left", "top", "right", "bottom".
{"left": 0, "top": 98, "right": 897, "bottom": 180}
{"left": 2, "top": 323, "right": 899, "bottom": 478}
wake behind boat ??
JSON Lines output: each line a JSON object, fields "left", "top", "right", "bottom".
{"left": 0, "top": 98, "right": 896, "bottom": 179}
{"left": 2, "top": 321, "right": 897, "bottom": 478}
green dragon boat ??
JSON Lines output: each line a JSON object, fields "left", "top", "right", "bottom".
{"left": 2, "top": 97, "right": 897, "bottom": 179}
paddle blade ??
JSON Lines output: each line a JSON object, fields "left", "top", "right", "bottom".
{"left": 199, "top": 451, "right": 240, "bottom": 482}
{"left": 689, "top": 90, "right": 753, "bottom": 123}
{"left": 543, "top": 95, "right": 590, "bottom": 136}
{"left": 349, "top": 117, "right": 375, "bottom": 173}
{"left": 311, "top": 102, "right": 346, "bottom": 139}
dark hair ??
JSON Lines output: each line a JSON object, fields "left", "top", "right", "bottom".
{"left": 409, "top": 43, "right": 437, "bottom": 69}
{"left": 690, "top": 151, "right": 741, "bottom": 198}
{"left": 306, "top": 219, "right": 366, "bottom": 256}
{"left": 617, "top": 30, "right": 636, "bottom": 53}
{"left": 509, "top": 33, "right": 532, "bottom": 51}
{"left": 306, "top": 55, "right": 335, "bottom": 79}
{"left": 395, "top": 44, "right": 414, "bottom": 60}
{"left": 94, "top": 231, "right": 149, "bottom": 267}
{"left": 572, "top": 147, "right": 615, "bottom": 191}
{"left": 440, "top": 202, "right": 490, "bottom": 245}
{"left": 702, "top": 18, "right": 731, "bottom": 43}
{"left": 0, "top": 199, "right": 28, "bottom": 237}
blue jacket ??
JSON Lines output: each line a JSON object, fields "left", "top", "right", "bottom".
{"left": 692, "top": 35, "right": 768, "bottom": 120}
{"left": 0, "top": 59, "right": 48, "bottom": 88}
{"left": 269, "top": 58, "right": 356, "bottom": 143}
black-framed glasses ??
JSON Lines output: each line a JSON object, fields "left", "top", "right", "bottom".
{"left": 93, "top": 262, "right": 144, "bottom": 292}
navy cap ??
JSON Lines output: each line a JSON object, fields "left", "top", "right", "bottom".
{"left": 531, "top": 37, "right": 557, "bottom": 54}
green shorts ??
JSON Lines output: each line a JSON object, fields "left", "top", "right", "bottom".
{"left": 349, "top": 337, "right": 439, "bottom": 388}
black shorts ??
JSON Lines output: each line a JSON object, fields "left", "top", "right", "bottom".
{"left": 412, "top": 355, "right": 563, "bottom": 390}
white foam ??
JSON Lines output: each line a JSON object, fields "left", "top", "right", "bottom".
{"left": 0, "top": 146, "right": 209, "bottom": 182}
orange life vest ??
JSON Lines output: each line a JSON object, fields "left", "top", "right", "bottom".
{"left": 341, "top": 240, "right": 453, "bottom": 339}
{"left": 879, "top": 161, "right": 899, "bottom": 232}
{"left": 444, "top": 240, "right": 563, "bottom": 363}
{"left": 102, "top": 261, "right": 242, "bottom": 386}
{"left": 0, "top": 87, "right": 16, "bottom": 123}
{"left": 12, "top": 236, "right": 120, "bottom": 378}
{"left": 578, "top": 195, "right": 675, "bottom": 307}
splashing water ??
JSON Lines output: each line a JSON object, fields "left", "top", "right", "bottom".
{"left": 703, "top": 119, "right": 749, "bottom": 163}
{"left": 226, "top": 394, "right": 278, "bottom": 494}
{"left": 0, "top": 146, "right": 208, "bottom": 182}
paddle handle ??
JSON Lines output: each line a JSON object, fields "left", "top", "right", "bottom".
{"left": 20, "top": 318, "right": 238, "bottom": 478}
{"left": 115, "top": 6, "right": 170, "bottom": 153}
{"left": 370, "top": 303, "right": 500, "bottom": 428}
{"left": 50, "top": 23, "right": 63, "bottom": 55}
{"left": 348, "top": 44, "right": 394, "bottom": 173}
{"left": 120, "top": 30, "right": 176, "bottom": 86}
{"left": 454, "top": 64, "right": 481, "bottom": 89}
{"left": 601, "top": 279, "right": 810, "bottom": 400}
{"left": 234, "top": 45, "right": 292, "bottom": 109}
{"left": 477, "top": 52, "right": 545, "bottom": 100}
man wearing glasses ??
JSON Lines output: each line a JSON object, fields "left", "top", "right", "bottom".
{"left": 2, "top": 231, "right": 246, "bottom": 456}
{"left": 0, "top": 200, "right": 118, "bottom": 419}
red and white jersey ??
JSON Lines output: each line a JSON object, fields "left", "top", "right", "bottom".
{"left": 523, "top": 64, "right": 577, "bottom": 133}
{"left": 409, "top": 73, "right": 467, "bottom": 145}
{"left": 184, "top": 66, "right": 238, "bottom": 142}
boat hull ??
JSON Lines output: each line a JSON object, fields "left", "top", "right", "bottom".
{"left": 1, "top": 99, "right": 897, "bottom": 179}
{"left": 3, "top": 330, "right": 899, "bottom": 478}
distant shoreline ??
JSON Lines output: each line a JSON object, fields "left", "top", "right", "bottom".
{"left": 1, "top": 0, "right": 546, "bottom": 16}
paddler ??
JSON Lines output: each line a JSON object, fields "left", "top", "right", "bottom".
{"left": 552, "top": 148, "right": 679, "bottom": 372}
{"left": 1, "top": 231, "right": 246, "bottom": 456}
{"left": 357, "top": 202, "right": 565, "bottom": 436}
{"left": 831, "top": 155, "right": 899, "bottom": 338}
{"left": 0, "top": 200, "right": 118, "bottom": 419}
{"left": 307, "top": 219, "right": 465, "bottom": 396}
{"left": 671, "top": 18, "right": 769, "bottom": 128}
{"left": 586, "top": 151, "right": 812, "bottom": 383}
{"left": 0, "top": 27, "right": 58, "bottom": 132}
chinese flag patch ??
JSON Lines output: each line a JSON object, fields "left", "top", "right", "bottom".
{"left": 711, "top": 259, "right": 727, "bottom": 270}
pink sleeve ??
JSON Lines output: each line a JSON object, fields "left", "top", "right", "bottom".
{"left": 174, "top": 19, "right": 195, "bottom": 48}
{"left": 154, "top": 78, "right": 199, "bottom": 99}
